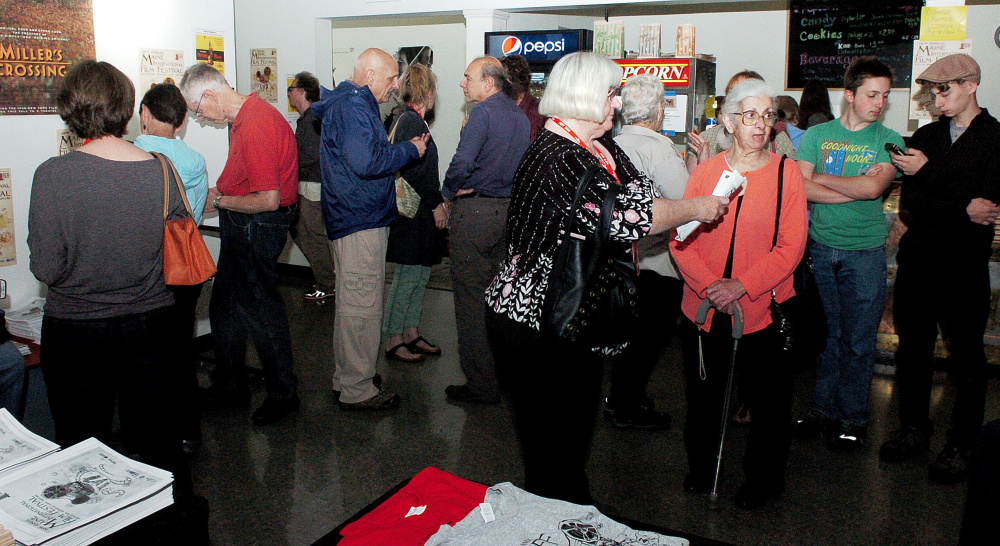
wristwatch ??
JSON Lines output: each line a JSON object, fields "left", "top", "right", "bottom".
{"left": 213, "top": 195, "right": 222, "bottom": 210}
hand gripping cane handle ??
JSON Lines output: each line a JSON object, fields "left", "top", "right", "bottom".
{"left": 695, "top": 299, "right": 744, "bottom": 339}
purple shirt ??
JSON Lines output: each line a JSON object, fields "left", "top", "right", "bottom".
{"left": 442, "top": 92, "right": 530, "bottom": 199}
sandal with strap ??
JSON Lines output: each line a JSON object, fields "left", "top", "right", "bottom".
{"left": 406, "top": 336, "right": 441, "bottom": 356}
{"left": 385, "top": 342, "right": 424, "bottom": 363}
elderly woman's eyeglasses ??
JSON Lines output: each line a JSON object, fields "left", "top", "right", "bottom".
{"left": 607, "top": 86, "right": 622, "bottom": 100}
{"left": 738, "top": 110, "right": 777, "bottom": 127}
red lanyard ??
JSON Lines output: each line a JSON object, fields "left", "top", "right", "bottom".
{"left": 552, "top": 118, "right": 620, "bottom": 184}
{"left": 406, "top": 104, "right": 423, "bottom": 120}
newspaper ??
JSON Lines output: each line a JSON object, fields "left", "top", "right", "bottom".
{"left": 4, "top": 299, "right": 44, "bottom": 344}
{"left": 0, "top": 438, "right": 173, "bottom": 546}
{"left": 0, "top": 410, "right": 58, "bottom": 478}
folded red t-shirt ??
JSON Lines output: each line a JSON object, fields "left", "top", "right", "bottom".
{"left": 339, "top": 467, "right": 488, "bottom": 546}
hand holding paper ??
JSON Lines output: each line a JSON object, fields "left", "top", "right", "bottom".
{"left": 675, "top": 170, "right": 745, "bottom": 241}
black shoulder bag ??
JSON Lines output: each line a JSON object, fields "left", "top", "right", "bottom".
{"left": 541, "top": 166, "right": 639, "bottom": 348}
{"left": 769, "top": 156, "right": 827, "bottom": 359}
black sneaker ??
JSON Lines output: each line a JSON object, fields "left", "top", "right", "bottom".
{"left": 303, "top": 286, "right": 334, "bottom": 301}
{"left": 444, "top": 384, "right": 500, "bottom": 405}
{"left": 251, "top": 395, "right": 300, "bottom": 426}
{"left": 879, "top": 425, "right": 931, "bottom": 463}
{"left": 791, "top": 410, "right": 832, "bottom": 439}
{"left": 338, "top": 389, "right": 401, "bottom": 411}
{"left": 826, "top": 421, "right": 867, "bottom": 452}
{"left": 603, "top": 398, "right": 671, "bottom": 430}
{"left": 333, "top": 373, "right": 382, "bottom": 401}
{"left": 928, "top": 445, "right": 969, "bottom": 484}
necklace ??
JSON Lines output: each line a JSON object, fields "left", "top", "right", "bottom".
{"left": 552, "top": 118, "right": 620, "bottom": 184}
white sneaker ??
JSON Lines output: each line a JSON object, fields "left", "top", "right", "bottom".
{"left": 303, "top": 286, "right": 333, "bottom": 301}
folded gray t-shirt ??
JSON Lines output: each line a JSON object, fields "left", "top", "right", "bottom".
{"left": 425, "top": 482, "right": 689, "bottom": 546}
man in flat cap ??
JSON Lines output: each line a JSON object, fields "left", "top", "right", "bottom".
{"left": 881, "top": 53, "right": 1000, "bottom": 484}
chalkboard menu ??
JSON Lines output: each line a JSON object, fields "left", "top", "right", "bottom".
{"left": 787, "top": 0, "right": 921, "bottom": 90}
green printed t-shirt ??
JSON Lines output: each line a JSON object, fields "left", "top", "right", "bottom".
{"left": 799, "top": 119, "right": 904, "bottom": 250}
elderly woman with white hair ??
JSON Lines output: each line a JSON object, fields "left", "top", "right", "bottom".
{"left": 602, "top": 74, "right": 691, "bottom": 431}
{"left": 484, "top": 52, "right": 727, "bottom": 504}
{"left": 670, "top": 79, "right": 807, "bottom": 510}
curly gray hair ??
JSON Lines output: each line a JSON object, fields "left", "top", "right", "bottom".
{"left": 619, "top": 74, "right": 664, "bottom": 126}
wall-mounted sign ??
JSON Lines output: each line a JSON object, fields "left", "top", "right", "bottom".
{"left": 615, "top": 59, "right": 691, "bottom": 87}
{"left": 485, "top": 30, "right": 591, "bottom": 64}
{"left": 0, "top": 0, "right": 96, "bottom": 115}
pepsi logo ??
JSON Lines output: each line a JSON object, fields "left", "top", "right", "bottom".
{"left": 501, "top": 36, "right": 522, "bottom": 56}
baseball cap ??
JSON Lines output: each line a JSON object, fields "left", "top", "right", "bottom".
{"left": 916, "top": 53, "right": 981, "bottom": 85}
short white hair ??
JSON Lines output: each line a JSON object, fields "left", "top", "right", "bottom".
{"left": 722, "top": 79, "right": 774, "bottom": 117}
{"left": 620, "top": 74, "right": 663, "bottom": 125}
{"left": 178, "top": 63, "right": 230, "bottom": 103}
{"left": 539, "top": 52, "right": 622, "bottom": 123}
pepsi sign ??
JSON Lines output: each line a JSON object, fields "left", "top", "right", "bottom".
{"left": 485, "top": 30, "right": 587, "bottom": 63}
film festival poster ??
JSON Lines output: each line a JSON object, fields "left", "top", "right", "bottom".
{"left": 139, "top": 48, "right": 185, "bottom": 92}
{"left": 0, "top": 169, "right": 15, "bottom": 267}
{"left": 195, "top": 30, "right": 224, "bottom": 76}
{"left": 56, "top": 128, "right": 82, "bottom": 155}
{"left": 249, "top": 48, "right": 277, "bottom": 103}
{"left": 0, "top": 0, "right": 97, "bottom": 116}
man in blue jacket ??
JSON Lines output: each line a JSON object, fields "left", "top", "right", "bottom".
{"left": 312, "top": 48, "right": 428, "bottom": 411}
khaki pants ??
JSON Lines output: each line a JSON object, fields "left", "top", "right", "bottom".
{"left": 330, "top": 227, "right": 388, "bottom": 403}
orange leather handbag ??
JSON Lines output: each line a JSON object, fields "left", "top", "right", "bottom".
{"left": 153, "top": 152, "right": 217, "bottom": 285}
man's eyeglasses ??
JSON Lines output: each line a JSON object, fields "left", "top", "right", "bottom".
{"left": 287, "top": 86, "right": 301, "bottom": 93}
{"left": 608, "top": 86, "right": 623, "bottom": 99}
{"left": 737, "top": 110, "right": 777, "bottom": 127}
{"left": 193, "top": 91, "right": 207, "bottom": 119}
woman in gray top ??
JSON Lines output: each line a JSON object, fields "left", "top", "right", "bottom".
{"left": 27, "top": 61, "right": 192, "bottom": 499}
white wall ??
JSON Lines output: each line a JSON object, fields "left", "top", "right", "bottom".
{"left": 0, "top": 0, "right": 235, "bottom": 309}
{"left": 234, "top": 0, "right": 1000, "bottom": 142}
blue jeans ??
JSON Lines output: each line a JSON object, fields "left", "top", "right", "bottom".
{"left": 0, "top": 340, "right": 24, "bottom": 417}
{"left": 210, "top": 207, "right": 298, "bottom": 399}
{"left": 809, "top": 239, "right": 886, "bottom": 426}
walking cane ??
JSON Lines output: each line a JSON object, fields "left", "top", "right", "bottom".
{"left": 695, "top": 298, "right": 744, "bottom": 510}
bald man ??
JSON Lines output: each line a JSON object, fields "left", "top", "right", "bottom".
{"left": 313, "top": 48, "right": 428, "bottom": 411}
{"left": 442, "top": 57, "right": 529, "bottom": 404}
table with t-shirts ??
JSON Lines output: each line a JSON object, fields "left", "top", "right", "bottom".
{"left": 312, "top": 467, "right": 733, "bottom": 546}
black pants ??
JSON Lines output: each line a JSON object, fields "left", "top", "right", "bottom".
{"left": 487, "top": 311, "right": 603, "bottom": 505}
{"left": 171, "top": 283, "right": 204, "bottom": 441}
{"left": 960, "top": 419, "right": 1000, "bottom": 544}
{"left": 41, "top": 307, "right": 192, "bottom": 496}
{"left": 681, "top": 314, "right": 791, "bottom": 486}
{"left": 608, "top": 272, "right": 683, "bottom": 406}
{"left": 894, "top": 249, "right": 990, "bottom": 449}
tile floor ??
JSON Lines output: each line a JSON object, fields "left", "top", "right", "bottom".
{"left": 21, "top": 273, "right": 1000, "bottom": 545}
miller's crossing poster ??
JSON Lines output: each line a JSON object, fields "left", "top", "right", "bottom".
{"left": 0, "top": 0, "right": 96, "bottom": 115}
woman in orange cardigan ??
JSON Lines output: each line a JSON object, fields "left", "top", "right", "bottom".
{"left": 671, "top": 79, "right": 807, "bottom": 510}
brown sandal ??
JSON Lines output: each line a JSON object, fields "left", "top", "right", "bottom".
{"left": 406, "top": 336, "right": 441, "bottom": 356}
{"left": 385, "top": 342, "right": 424, "bottom": 363}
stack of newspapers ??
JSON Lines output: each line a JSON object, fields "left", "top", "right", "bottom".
{"left": 0, "top": 410, "right": 173, "bottom": 546}
{"left": 3, "top": 299, "right": 44, "bottom": 344}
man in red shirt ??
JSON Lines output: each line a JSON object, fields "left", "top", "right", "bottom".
{"left": 180, "top": 63, "right": 300, "bottom": 426}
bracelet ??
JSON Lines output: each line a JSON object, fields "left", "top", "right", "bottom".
{"left": 213, "top": 195, "right": 222, "bottom": 210}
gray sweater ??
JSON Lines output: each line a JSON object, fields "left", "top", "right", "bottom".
{"left": 28, "top": 151, "right": 185, "bottom": 319}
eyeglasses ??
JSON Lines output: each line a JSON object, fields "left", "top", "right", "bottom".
{"left": 608, "top": 86, "right": 623, "bottom": 99}
{"left": 737, "top": 110, "right": 777, "bottom": 127}
{"left": 287, "top": 86, "right": 301, "bottom": 93}
{"left": 193, "top": 91, "right": 207, "bottom": 119}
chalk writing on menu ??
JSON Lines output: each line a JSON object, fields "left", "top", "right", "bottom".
{"left": 787, "top": 0, "right": 921, "bottom": 90}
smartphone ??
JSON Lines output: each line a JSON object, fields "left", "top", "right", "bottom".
{"left": 884, "top": 142, "right": 906, "bottom": 156}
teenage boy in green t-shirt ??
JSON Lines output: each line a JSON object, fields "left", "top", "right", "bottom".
{"left": 791, "top": 57, "right": 904, "bottom": 452}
